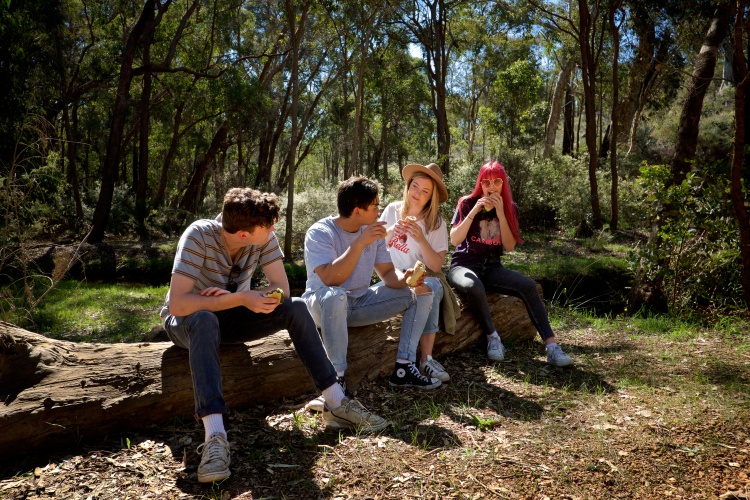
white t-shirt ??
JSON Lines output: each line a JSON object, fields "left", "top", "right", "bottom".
{"left": 380, "top": 201, "right": 449, "bottom": 271}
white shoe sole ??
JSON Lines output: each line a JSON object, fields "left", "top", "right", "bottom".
{"left": 198, "top": 469, "right": 230, "bottom": 483}
{"left": 305, "top": 395, "right": 325, "bottom": 412}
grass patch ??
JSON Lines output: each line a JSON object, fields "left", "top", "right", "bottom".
{"left": 27, "top": 280, "right": 167, "bottom": 342}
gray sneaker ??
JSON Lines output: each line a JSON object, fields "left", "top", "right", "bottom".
{"left": 546, "top": 344, "right": 574, "bottom": 367}
{"left": 306, "top": 375, "right": 350, "bottom": 413}
{"left": 305, "top": 395, "right": 325, "bottom": 412}
{"left": 196, "top": 433, "right": 231, "bottom": 483}
{"left": 419, "top": 355, "right": 450, "bottom": 382}
{"left": 487, "top": 335, "right": 506, "bottom": 361}
{"left": 323, "top": 397, "right": 390, "bottom": 432}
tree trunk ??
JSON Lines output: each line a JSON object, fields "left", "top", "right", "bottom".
{"left": 153, "top": 102, "right": 184, "bottom": 207}
{"left": 731, "top": 2, "right": 750, "bottom": 310}
{"left": 578, "top": 0, "right": 603, "bottom": 229}
{"left": 0, "top": 289, "right": 539, "bottom": 455}
{"left": 136, "top": 38, "right": 153, "bottom": 241}
{"left": 282, "top": 0, "right": 307, "bottom": 260}
{"left": 562, "top": 84, "right": 575, "bottom": 156}
{"left": 670, "top": 2, "right": 731, "bottom": 185}
{"left": 626, "top": 31, "right": 670, "bottom": 155}
{"left": 178, "top": 119, "right": 229, "bottom": 215}
{"left": 87, "top": 0, "right": 164, "bottom": 244}
{"left": 610, "top": 2, "right": 622, "bottom": 231}
{"left": 544, "top": 59, "right": 575, "bottom": 157}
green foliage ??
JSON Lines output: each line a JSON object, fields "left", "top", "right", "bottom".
{"left": 275, "top": 186, "right": 339, "bottom": 255}
{"left": 634, "top": 163, "right": 742, "bottom": 317}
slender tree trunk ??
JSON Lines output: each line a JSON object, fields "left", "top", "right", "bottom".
{"left": 578, "top": 0, "right": 603, "bottom": 229}
{"left": 610, "top": 2, "right": 622, "bottom": 231}
{"left": 626, "top": 33, "right": 670, "bottom": 155}
{"left": 544, "top": 59, "right": 575, "bottom": 157}
{"left": 731, "top": 1, "right": 750, "bottom": 310}
{"left": 563, "top": 84, "right": 575, "bottom": 155}
{"left": 283, "top": 0, "right": 308, "bottom": 260}
{"left": 154, "top": 103, "right": 184, "bottom": 207}
{"left": 136, "top": 40, "right": 153, "bottom": 240}
{"left": 670, "top": 2, "right": 732, "bottom": 185}
{"left": 62, "top": 97, "right": 83, "bottom": 222}
{"left": 351, "top": 11, "right": 376, "bottom": 177}
{"left": 88, "top": 0, "right": 165, "bottom": 243}
{"left": 178, "top": 119, "right": 228, "bottom": 215}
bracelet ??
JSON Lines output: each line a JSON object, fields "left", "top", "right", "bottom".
{"left": 467, "top": 216, "right": 474, "bottom": 220}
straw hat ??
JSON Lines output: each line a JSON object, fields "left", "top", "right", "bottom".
{"left": 401, "top": 163, "right": 448, "bottom": 203}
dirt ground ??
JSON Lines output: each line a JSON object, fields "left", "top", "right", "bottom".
{"left": 2, "top": 316, "right": 749, "bottom": 499}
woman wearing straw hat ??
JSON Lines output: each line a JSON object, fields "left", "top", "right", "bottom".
{"left": 380, "top": 162, "right": 460, "bottom": 383}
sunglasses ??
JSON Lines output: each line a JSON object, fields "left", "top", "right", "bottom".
{"left": 227, "top": 264, "right": 241, "bottom": 293}
{"left": 481, "top": 178, "right": 503, "bottom": 188}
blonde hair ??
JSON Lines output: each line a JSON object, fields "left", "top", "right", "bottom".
{"left": 399, "top": 172, "right": 443, "bottom": 233}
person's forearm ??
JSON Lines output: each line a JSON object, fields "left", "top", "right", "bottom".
{"left": 417, "top": 241, "right": 445, "bottom": 273}
{"left": 380, "top": 267, "right": 406, "bottom": 288}
{"left": 450, "top": 215, "right": 473, "bottom": 246}
{"left": 169, "top": 291, "right": 244, "bottom": 317}
{"left": 315, "top": 242, "right": 365, "bottom": 286}
{"left": 497, "top": 212, "right": 517, "bottom": 252}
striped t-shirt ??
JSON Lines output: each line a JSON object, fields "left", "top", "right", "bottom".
{"left": 161, "top": 219, "right": 283, "bottom": 319}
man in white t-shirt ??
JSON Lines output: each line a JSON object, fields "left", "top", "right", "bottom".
{"left": 302, "top": 177, "right": 442, "bottom": 406}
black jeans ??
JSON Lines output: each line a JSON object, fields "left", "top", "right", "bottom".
{"left": 164, "top": 297, "right": 338, "bottom": 418}
{"left": 447, "top": 260, "right": 554, "bottom": 341}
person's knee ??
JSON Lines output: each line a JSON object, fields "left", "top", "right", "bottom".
{"left": 186, "top": 311, "right": 220, "bottom": 345}
{"left": 318, "top": 286, "right": 348, "bottom": 313}
{"left": 188, "top": 310, "right": 219, "bottom": 330}
{"left": 424, "top": 278, "right": 444, "bottom": 300}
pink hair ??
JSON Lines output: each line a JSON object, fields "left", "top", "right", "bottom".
{"left": 461, "top": 161, "right": 523, "bottom": 244}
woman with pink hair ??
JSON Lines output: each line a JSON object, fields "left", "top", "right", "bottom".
{"left": 447, "top": 161, "right": 573, "bottom": 366}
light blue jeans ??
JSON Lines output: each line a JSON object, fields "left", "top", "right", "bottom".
{"left": 303, "top": 283, "right": 433, "bottom": 372}
{"left": 422, "top": 277, "right": 443, "bottom": 334}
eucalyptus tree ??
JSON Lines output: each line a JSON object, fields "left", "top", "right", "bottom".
{"left": 392, "top": 0, "right": 471, "bottom": 177}
{"left": 86, "top": 0, "right": 224, "bottom": 242}
{"left": 730, "top": 0, "right": 750, "bottom": 310}
{"left": 670, "top": 1, "right": 732, "bottom": 186}
{"left": 521, "top": 0, "right": 613, "bottom": 229}
{"left": 368, "top": 39, "right": 432, "bottom": 176}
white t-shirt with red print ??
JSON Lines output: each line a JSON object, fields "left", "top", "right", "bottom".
{"left": 380, "top": 201, "right": 449, "bottom": 271}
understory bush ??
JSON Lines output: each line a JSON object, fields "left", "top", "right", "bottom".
{"left": 276, "top": 186, "right": 340, "bottom": 256}
{"left": 633, "top": 163, "right": 742, "bottom": 317}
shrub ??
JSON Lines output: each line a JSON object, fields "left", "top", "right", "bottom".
{"left": 633, "top": 163, "right": 742, "bottom": 317}
{"left": 275, "top": 186, "right": 340, "bottom": 256}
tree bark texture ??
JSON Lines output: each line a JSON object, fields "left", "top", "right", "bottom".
{"left": 577, "top": 0, "right": 603, "bottom": 229}
{"left": 670, "top": 2, "right": 731, "bottom": 185}
{"left": 731, "top": 2, "right": 750, "bottom": 310}
{"left": 87, "top": 0, "right": 164, "bottom": 244}
{"left": 178, "top": 119, "right": 229, "bottom": 215}
{"left": 544, "top": 59, "right": 575, "bottom": 157}
{"left": 0, "top": 290, "right": 539, "bottom": 455}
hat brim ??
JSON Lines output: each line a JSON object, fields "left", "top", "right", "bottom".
{"left": 401, "top": 164, "right": 448, "bottom": 203}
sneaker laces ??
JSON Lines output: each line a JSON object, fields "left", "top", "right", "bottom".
{"left": 408, "top": 362, "right": 432, "bottom": 383}
{"left": 426, "top": 357, "right": 446, "bottom": 372}
{"left": 198, "top": 435, "right": 228, "bottom": 463}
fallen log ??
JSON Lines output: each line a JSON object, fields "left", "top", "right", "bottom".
{"left": 0, "top": 289, "right": 539, "bottom": 456}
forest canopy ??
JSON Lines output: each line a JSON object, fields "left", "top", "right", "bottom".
{"left": 0, "top": 0, "right": 748, "bottom": 317}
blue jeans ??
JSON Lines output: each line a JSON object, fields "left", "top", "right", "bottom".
{"left": 447, "top": 260, "right": 554, "bottom": 341}
{"left": 423, "top": 277, "right": 443, "bottom": 334}
{"left": 163, "top": 297, "right": 338, "bottom": 418}
{"left": 303, "top": 283, "right": 433, "bottom": 372}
